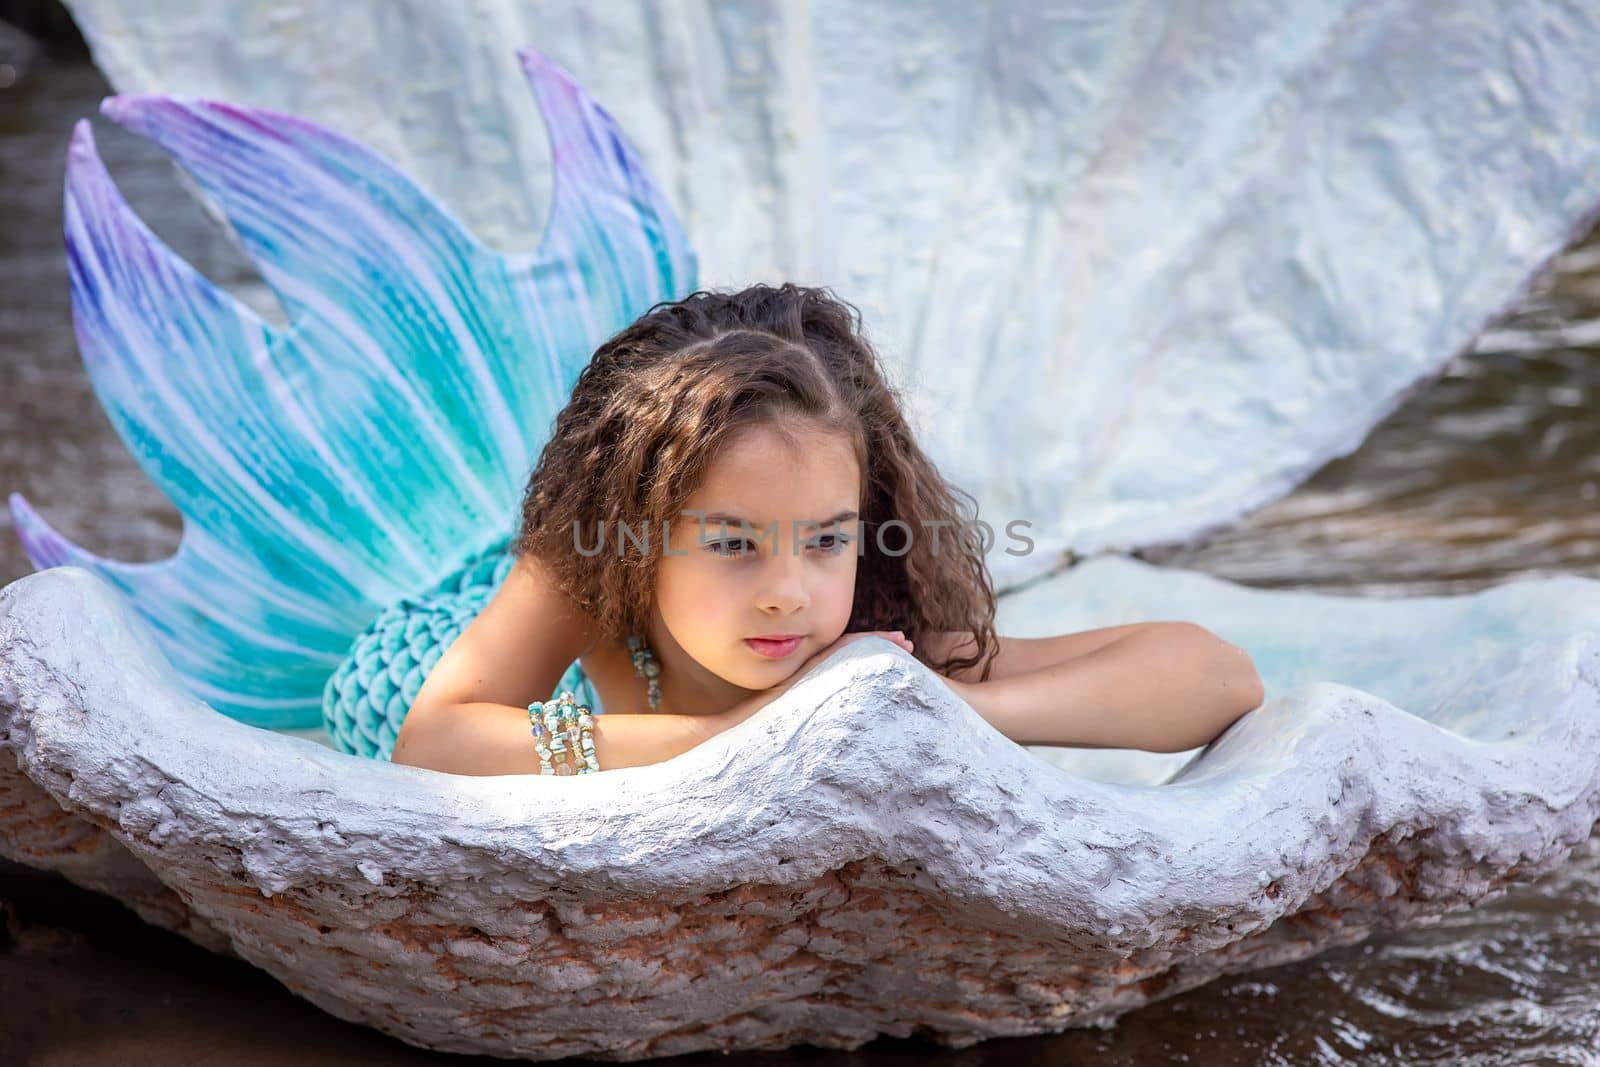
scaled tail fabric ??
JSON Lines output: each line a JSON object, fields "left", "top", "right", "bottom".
{"left": 7, "top": 48, "right": 697, "bottom": 729}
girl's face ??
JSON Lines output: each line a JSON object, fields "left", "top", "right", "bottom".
{"left": 648, "top": 420, "right": 862, "bottom": 699}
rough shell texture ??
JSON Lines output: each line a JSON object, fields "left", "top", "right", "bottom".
{"left": 3, "top": 561, "right": 1598, "bottom": 1059}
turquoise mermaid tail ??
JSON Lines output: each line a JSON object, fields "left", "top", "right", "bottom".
{"left": 7, "top": 48, "right": 696, "bottom": 731}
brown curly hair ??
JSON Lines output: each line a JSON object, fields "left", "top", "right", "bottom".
{"left": 513, "top": 282, "right": 999, "bottom": 683}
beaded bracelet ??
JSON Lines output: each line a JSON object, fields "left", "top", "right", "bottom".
{"left": 527, "top": 690, "right": 600, "bottom": 775}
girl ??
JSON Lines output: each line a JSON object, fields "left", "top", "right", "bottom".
{"left": 390, "top": 284, "right": 1263, "bottom": 775}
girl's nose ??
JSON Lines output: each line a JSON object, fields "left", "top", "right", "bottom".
{"left": 756, "top": 548, "right": 811, "bottom": 612}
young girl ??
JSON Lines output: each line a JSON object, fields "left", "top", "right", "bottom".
{"left": 390, "top": 283, "right": 1263, "bottom": 775}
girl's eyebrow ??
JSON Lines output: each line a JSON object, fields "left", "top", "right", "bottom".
{"left": 699, "top": 509, "right": 859, "bottom": 529}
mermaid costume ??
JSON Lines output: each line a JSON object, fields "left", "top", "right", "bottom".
{"left": 7, "top": 55, "right": 695, "bottom": 760}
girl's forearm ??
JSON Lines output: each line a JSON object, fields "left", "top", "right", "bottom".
{"left": 391, "top": 699, "right": 757, "bottom": 775}
{"left": 945, "top": 627, "right": 1264, "bottom": 753}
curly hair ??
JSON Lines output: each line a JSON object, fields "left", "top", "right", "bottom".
{"left": 513, "top": 282, "right": 999, "bottom": 683}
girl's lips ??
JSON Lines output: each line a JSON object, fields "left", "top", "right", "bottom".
{"left": 744, "top": 636, "right": 803, "bottom": 659}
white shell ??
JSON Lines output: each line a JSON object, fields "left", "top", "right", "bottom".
{"left": 4, "top": 563, "right": 1598, "bottom": 1057}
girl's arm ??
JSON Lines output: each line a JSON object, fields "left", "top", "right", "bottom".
{"left": 391, "top": 699, "right": 760, "bottom": 775}
{"left": 936, "top": 623, "right": 1264, "bottom": 753}
{"left": 394, "top": 629, "right": 913, "bottom": 775}
{"left": 391, "top": 553, "right": 760, "bottom": 775}
{"left": 920, "top": 622, "right": 1169, "bottom": 683}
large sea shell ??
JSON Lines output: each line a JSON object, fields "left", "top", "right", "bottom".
{"left": 3, "top": 561, "right": 1598, "bottom": 1058}
{"left": 4, "top": 0, "right": 1600, "bottom": 1057}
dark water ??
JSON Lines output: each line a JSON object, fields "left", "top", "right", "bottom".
{"left": 4, "top": 35, "right": 1600, "bottom": 1067}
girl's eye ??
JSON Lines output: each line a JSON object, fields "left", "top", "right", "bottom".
{"left": 704, "top": 533, "right": 854, "bottom": 557}
{"left": 809, "top": 534, "right": 853, "bottom": 554}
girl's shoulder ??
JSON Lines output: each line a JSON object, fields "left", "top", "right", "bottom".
{"left": 409, "top": 554, "right": 601, "bottom": 715}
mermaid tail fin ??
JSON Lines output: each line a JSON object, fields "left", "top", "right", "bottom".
{"left": 9, "top": 48, "right": 697, "bottom": 729}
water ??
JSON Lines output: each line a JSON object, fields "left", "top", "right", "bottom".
{"left": 3, "top": 40, "right": 1600, "bottom": 1067}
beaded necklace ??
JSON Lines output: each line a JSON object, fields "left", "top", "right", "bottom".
{"left": 626, "top": 633, "right": 662, "bottom": 711}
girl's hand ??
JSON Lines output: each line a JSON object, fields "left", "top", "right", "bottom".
{"left": 715, "top": 630, "right": 915, "bottom": 728}
{"left": 798, "top": 628, "right": 915, "bottom": 672}
{"left": 773, "top": 629, "right": 916, "bottom": 704}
